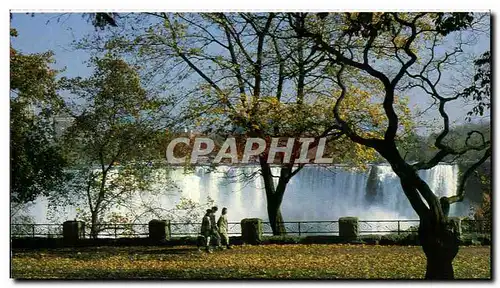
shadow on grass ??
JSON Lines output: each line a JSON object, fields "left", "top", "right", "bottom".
{"left": 13, "top": 268, "right": 344, "bottom": 280}
{"left": 12, "top": 246, "right": 201, "bottom": 261}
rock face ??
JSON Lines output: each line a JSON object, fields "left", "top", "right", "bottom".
{"left": 63, "top": 221, "right": 85, "bottom": 242}
{"left": 241, "top": 218, "right": 263, "bottom": 244}
{"left": 148, "top": 220, "right": 171, "bottom": 241}
{"left": 365, "top": 166, "right": 382, "bottom": 203}
{"left": 339, "top": 217, "right": 359, "bottom": 240}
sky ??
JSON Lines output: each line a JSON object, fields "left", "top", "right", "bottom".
{"left": 11, "top": 13, "right": 96, "bottom": 78}
{"left": 10, "top": 13, "right": 491, "bottom": 135}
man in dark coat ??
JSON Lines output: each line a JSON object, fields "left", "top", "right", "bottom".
{"left": 199, "top": 209, "right": 212, "bottom": 252}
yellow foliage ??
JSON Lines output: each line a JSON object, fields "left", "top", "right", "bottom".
{"left": 188, "top": 75, "right": 414, "bottom": 167}
{"left": 11, "top": 245, "right": 491, "bottom": 279}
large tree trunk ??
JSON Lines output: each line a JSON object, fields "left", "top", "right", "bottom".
{"left": 90, "top": 211, "right": 99, "bottom": 239}
{"left": 380, "top": 146, "right": 461, "bottom": 280}
{"left": 419, "top": 215, "right": 460, "bottom": 279}
{"left": 259, "top": 157, "right": 288, "bottom": 235}
{"left": 267, "top": 197, "right": 286, "bottom": 235}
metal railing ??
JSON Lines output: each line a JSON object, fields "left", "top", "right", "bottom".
{"left": 10, "top": 219, "right": 490, "bottom": 239}
{"left": 11, "top": 224, "right": 64, "bottom": 238}
{"left": 262, "top": 220, "right": 421, "bottom": 236}
{"left": 84, "top": 223, "right": 149, "bottom": 238}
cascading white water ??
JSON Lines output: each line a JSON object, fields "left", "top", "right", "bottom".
{"left": 23, "top": 164, "right": 466, "bottom": 223}
{"left": 362, "top": 164, "right": 461, "bottom": 219}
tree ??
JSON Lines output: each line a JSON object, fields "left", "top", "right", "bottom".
{"left": 54, "top": 56, "right": 172, "bottom": 238}
{"left": 291, "top": 12, "right": 490, "bottom": 279}
{"left": 84, "top": 13, "right": 414, "bottom": 235}
{"left": 399, "top": 122, "right": 490, "bottom": 163}
{"left": 463, "top": 51, "right": 490, "bottom": 122}
{"left": 465, "top": 51, "right": 491, "bottom": 235}
{"left": 471, "top": 171, "right": 491, "bottom": 233}
{"left": 10, "top": 28, "right": 67, "bottom": 204}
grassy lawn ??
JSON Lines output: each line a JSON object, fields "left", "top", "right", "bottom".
{"left": 11, "top": 244, "right": 491, "bottom": 280}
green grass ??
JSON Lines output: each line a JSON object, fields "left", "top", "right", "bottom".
{"left": 11, "top": 244, "right": 491, "bottom": 279}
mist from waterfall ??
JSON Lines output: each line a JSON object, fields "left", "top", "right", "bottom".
{"left": 23, "top": 164, "right": 467, "bottom": 223}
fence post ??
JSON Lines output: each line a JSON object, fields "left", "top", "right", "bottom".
{"left": 339, "top": 217, "right": 359, "bottom": 241}
{"left": 115, "top": 224, "right": 118, "bottom": 238}
{"left": 148, "top": 219, "right": 170, "bottom": 241}
{"left": 298, "top": 222, "right": 301, "bottom": 237}
{"left": 63, "top": 221, "right": 85, "bottom": 244}
{"left": 241, "top": 218, "right": 263, "bottom": 245}
{"left": 398, "top": 221, "right": 400, "bottom": 235}
{"left": 32, "top": 225, "right": 35, "bottom": 238}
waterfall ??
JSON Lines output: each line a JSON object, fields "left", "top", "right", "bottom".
{"left": 22, "top": 164, "right": 466, "bottom": 223}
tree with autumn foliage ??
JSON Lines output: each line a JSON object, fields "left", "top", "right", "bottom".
{"left": 471, "top": 173, "right": 491, "bottom": 233}
{"left": 80, "top": 13, "right": 414, "bottom": 235}
{"left": 10, "top": 28, "right": 67, "bottom": 207}
{"left": 466, "top": 51, "right": 491, "bottom": 235}
{"left": 290, "top": 12, "right": 490, "bottom": 279}
{"left": 51, "top": 56, "right": 174, "bottom": 238}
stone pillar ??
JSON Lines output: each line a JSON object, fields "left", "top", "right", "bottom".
{"left": 339, "top": 217, "right": 359, "bottom": 240}
{"left": 241, "top": 218, "right": 263, "bottom": 245}
{"left": 448, "top": 217, "right": 462, "bottom": 238}
{"left": 63, "top": 221, "right": 85, "bottom": 242}
{"left": 149, "top": 219, "right": 171, "bottom": 241}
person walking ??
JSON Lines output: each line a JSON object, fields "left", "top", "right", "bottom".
{"left": 209, "top": 206, "right": 223, "bottom": 250}
{"left": 200, "top": 209, "right": 212, "bottom": 253}
{"left": 217, "top": 207, "right": 231, "bottom": 249}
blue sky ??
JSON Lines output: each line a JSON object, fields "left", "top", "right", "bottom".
{"left": 11, "top": 13, "right": 95, "bottom": 79}
{"left": 10, "top": 13, "right": 491, "bottom": 134}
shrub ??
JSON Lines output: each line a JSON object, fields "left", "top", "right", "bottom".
{"left": 477, "top": 234, "right": 491, "bottom": 245}
{"left": 358, "top": 235, "right": 382, "bottom": 245}
{"left": 300, "top": 236, "right": 344, "bottom": 244}
{"left": 380, "top": 234, "right": 403, "bottom": 245}
{"left": 460, "top": 233, "right": 490, "bottom": 246}
{"left": 262, "top": 235, "right": 302, "bottom": 244}
{"left": 379, "top": 233, "right": 419, "bottom": 245}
